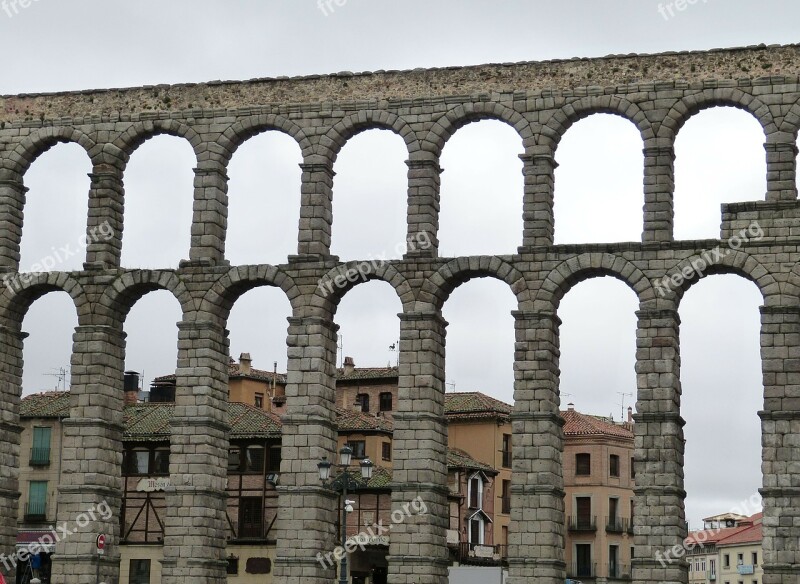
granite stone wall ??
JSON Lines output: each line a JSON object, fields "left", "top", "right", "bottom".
{"left": 0, "top": 43, "right": 798, "bottom": 583}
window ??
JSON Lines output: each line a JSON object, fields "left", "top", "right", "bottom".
{"left": 469, "top": 514, "right": 485, "bottom": 545}
{"left": 239, "top": 497, "right": 264, "bottom": 539}
{"left": 226, "top": 556, "right": 239, "bottom": 575}
{"left": 724, "top": 554, "right": 730, "bottom": 568}
{"left": 501, "top": 479, "right": 511, "bottom": 514}
{"left": 630, "top": 456, "right": 635, "bottom": 479}
{"left": 575, "top": 543, "right": 593, "bottom": 578}
{"left": 348, "top": 440, "right": 367, "bottom": 459}
{"left": 355, "top": 393, "right": 370, "bottom": 413}
{"left": 752, "top": 552, "right": 758, "bottom": 566}
{"left": 245, "top": 446, "right": 265, "bottom": 473}
{"left": 228, "top": 448, "right": 242, "bottom": 472}
{"left": 609, "top": 545, "right": 619, "bottom": 578}
{"left": 709, "top": 559, "right": 715, "bottom": 575}
{"left": 502, "top": 433, "right": 512, "bottom": 468}
{"left": 610, "top": 454, "right": 620, "bottom": 477}
{"left": 153, "top": 448, "right": 170, "bottom": 475}
{"left": 609, "top": 497, "right": 619, "bottom": 525}
{"left": 31, "top": 427, "right": 52, "bottom": 466}
{"left": 576, "top": 453, "right": 591, "bottom": 476}
{"left": 123, "top": 449, "right": 150, "bottom": 475}
{"left": 382, "top": 442, "right": 392, "bottom": 461}
{"left": 129, "top": 559, "right": 151, "bottom": 584}
{"left": 737, "top": 553, "right": 743, "bottom": 565}
{"left": 575, "top": 496, "right": 592, "bottom": 529}
{"left": 468, "top": 474, "right": 483, "bottom": 509}
{"left": 27, "top": 481, "right": 47, "bottom": 517}
{"left": 254, "top": 393, "right": 264, "bottom": 408}
{"left": 268, "top": 446, "right": 282, "bottom": 472}
{"left": 379, "top": 392, "right": 392, "bottom": 412}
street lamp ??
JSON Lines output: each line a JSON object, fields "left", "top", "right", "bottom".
{"left": 318, "top": 446, "right": 374, "bottom": 584}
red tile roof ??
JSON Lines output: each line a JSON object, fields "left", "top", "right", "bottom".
{"left": 561, "top": 409, "right": 634, "bottom": 439}
{"left": 444, "top": 392, "right": 512, "bottom": 421}
{"left": 335, "top": 366, "right": 399, "bottom": 381}
{"left": 335, "top": 408, "right": 394, "bottom": 433}
{"left": 153, "top": 362, "right": 286, "bottom": 385}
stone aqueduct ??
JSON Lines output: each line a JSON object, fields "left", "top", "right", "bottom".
{"left": 0, "top": 44, "right": 799, "bottom": 584}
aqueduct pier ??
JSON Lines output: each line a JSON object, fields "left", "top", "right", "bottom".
{"left": 1, "top": 44, "right": 800, "bottom": 584}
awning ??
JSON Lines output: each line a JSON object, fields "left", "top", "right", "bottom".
{"left": 16, "top": 531, "right": 56, "bottom": 554}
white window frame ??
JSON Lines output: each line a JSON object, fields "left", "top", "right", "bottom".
{"left": 468, "top": 472, "right": 484, "bottom": 510}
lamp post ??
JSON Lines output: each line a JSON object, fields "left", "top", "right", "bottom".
{"left": 318, "top": 445, "right": 374, "bottom": 584}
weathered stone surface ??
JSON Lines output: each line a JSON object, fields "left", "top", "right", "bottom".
{"left": 0, "top": 44, "right": 798, "bottom": 584}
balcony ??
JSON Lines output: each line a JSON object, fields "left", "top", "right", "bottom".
{"left": 24, "top": 501, "right": 47, "bottom": 522}
{"left": 607, "top": 563, "right": 632, "bottom": 580}
{"left": 568, "top": 515, "right": 597, "bottom": 532}
{"left": 29, "top": 447, "right": 51, "bottom": 466}
{"left": 707, "top": 571, "right": 716, "bottom": 581}
{"left": 457, "top": 542, "right": 507, "bottom": 565}
{"left": 567, "top": 562, "right": 596, "bottom": 579}
{"left": 606, "top": 516, "right": 629, "bottom": 534}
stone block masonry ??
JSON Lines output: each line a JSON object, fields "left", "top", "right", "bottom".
{"left": 0, "top": 43, "right": 799, "bottom": 583}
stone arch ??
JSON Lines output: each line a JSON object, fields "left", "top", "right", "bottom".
{"left": 113, "top": 119, "right": 205, "bottom": 166}
{"left": 664, "top": 251, "right": 784, "bottom": 307}
{"left": 0, "top": 273, "right": 89, "bottom": 329}
{"left": 218, "top": 114, "right": 312, "bottom": 167}
{"left": 202, "top": 265, "right": 302, "bottom": 321}
{"left": 9, "top": 127, "right": 98, "bottom": 179}
{"left": 96, "top": 271, "right": 196, "bottom": 326}
{"left": 421, "top": 256, "right": 531, "bottom": 312}
{"left": 534, "top": 253, "right": 651, "bottom": 311}
{"left": 658, "top": 89, "right": 777, "bottom": 140}
{"left": 780, "top": 101, "right": 800, "bottom": 138}
{"left": 542, "top": 96, "right": 653, "bottom": 148}
{"left": 322, "top": 111, "right": 419, "bottom": 162}
{"left": 313, "top": 261, "right": 414, "bottom": 313}
{"left": 421, "top": 102, "right": 532, "bottom": 157}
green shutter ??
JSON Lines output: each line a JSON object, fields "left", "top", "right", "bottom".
{"left": 31, "top": 427, "right": 51, "bottom": 465}
{"left": 28, "top": 481, "right": 47, "bottom": 516}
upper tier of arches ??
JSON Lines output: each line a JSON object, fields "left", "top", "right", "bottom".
{"left": 0, "top": 87, "right": 797, "bottom": 270}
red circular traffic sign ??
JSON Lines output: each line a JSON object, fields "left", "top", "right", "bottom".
{"left": 96, "top": 534, "right": 106, "bottom": 550}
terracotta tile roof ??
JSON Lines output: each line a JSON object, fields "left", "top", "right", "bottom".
{"left": 447, "top": 448, "right": 498, "bottom": 474}
{"left": 20, "top": 391, "right": 71, "bottom": 418}
{"left": 22, "top": 392, "right": 282, "bottom": 441}
{"left": 685, "top": 513, "right": 763, "bottom": 547}
{"left": 561, "top": 409, "right": 634, "bottom": 439}
{"left": 717, "top": 513, "right": 763, "bottom": 546}
{"left": 153, "top": 362, "right": 286, "bottom": 385}
{"left": 335, "top": 366, "right": 399, "bottom": 381}
{"left": 335, "top": 408, "right": 394, "bottom": 433}
{"left": 444, "top": 392, "right": 512, "bottom": 421}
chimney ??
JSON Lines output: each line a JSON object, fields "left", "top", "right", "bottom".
{"left": 343, "top": 356, "right": 355, "bottom": 376}
{"left": 627, "top": 406, "right": 633, "bottom": 423}
{"left": 567, "top": 402, "right": 575, "bottom": 412}
{"left": 123, "top": 371, "right": 140, "bottom": 406}
{"left": 240, "top": 353, "right": 252, "bottom": 375}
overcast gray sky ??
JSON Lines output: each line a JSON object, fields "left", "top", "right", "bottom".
{"left": 3, "top": 0, "right": 795, "bottom": 529}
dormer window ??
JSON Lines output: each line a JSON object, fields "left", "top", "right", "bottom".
{"left": 355, "top": 393, "right": 370, "bottom": 413}
{"left": 468, "top": 473, "right": 484, "bottom": 509}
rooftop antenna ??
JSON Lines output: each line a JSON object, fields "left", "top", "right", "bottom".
{"left": 446, "top": 380, "right": 456, "bottom": 392}
{"left": 43, "top": 367, "right": 69, "bottom": 391}
{"left": 272, "top": 361, "right": 277, "bottom": 391}
{"left": 337, "top": 334, "right": 344, "bottom": 368}
{"left": 617, "top": 392, "right": 633, "bottom": 421}
{"left": 389, "top": 340, "right": 399, "bottom": 367}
